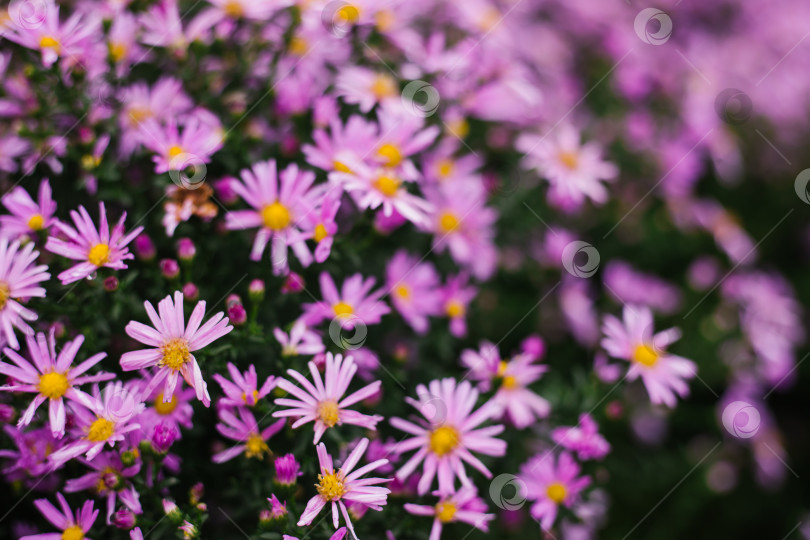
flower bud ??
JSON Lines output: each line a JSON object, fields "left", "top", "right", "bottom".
{"left": 160, "top": 259, "right": 180, "bottom": 279}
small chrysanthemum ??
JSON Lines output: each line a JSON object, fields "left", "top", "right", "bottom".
{"left": 0, "top": 331, "right": 113, "bottom": 438}
{"left": 213, "top": 362, "right": 276, "bottom": 408}
{"left": 273, "top": 352, "right": 383, "bottom": 444}
{"left": 21, "top": 492, "right": 99, "bottom": 540}
{"left": 520, "top": 450, "right": 591, "bottom": 530}
{"left": 0, "top": 238, "right": 50, "bottom": 349}
{"left": 0, "top": 178, "right": 56, "bottom": 239}
{"left": 301, "top": 272, "right": 390, "bottom": 328}
{"left": 45, "top": 202, "right": 143, "bottom": 285}
{"left": 212, "top": 407, "right": 286, "bottom": 463}
{"left": 404, "top": 487, "right": 494, "bottom": 540}
{"left": 120, "top": 291, "right": 233, "bottom": 407}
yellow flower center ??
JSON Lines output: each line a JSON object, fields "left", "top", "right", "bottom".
{"left": 395, "top": 285, "right": 410, "bottom": 299}
{"left": 39, "top": 35, "right": 61, "bottom": 53}
{"left": 242, "top": 389, "right": 260, "bottom": 403}
{"left": 501, "top": 375, "right": 518, "bottom": 390}
{"left": 314, "top": 224, "right": 329, "bottom": 242}
{"left": 377, "top": 143, "right": 403, "bottom": 167}
{"left": 28, "top": 214, "right": 45, "bottom": 231}
{"left": 167, "top": 145, "right": 184, "bottom": 159}
{"left": 434, "top": 501, "right": 456, "bottom": 523}
{"left": 429, "top": 425, "right": 460, "bottom": 457}
{"left": 445, "top": 300, "right": 464, "bottom": 318}
{"left": 632, "top": 344, "right": 659, "bottom": 367}
{"left": 161, "top": 338, "right": 191, "bottom": 370}
{"left": 289, "top": 36, "right": 308, "bottom": 56}
{"left": 245, "top": 432, "right": 269, "bottom": 458}
{"left": 0, "top": 281, "right": 10, "bottom": 310}
{"left": 373, "top": 175, "right": 400, "bottom": 197}
{"left": 317, "top": 400, "right": 340, "bottom": 427}
{"left": 38, "top": 372, "right": 70, "bottom": 399}
{"left": 87, "top": 417, "right": 115, "bottom": 442}
{"left": 375, "top": 9, "right": 395, "bottom": 31}
{"left": 108, "top": 42, "right": 126, "bottom": 62}
{"left": 336, "top": 4, "right": 360, "bottom": 23}
{"left": 128, "top": 107, "right": 151, "bottom": 125}
{"left": 88, "top": 243, "right": 110, "bottom": 266}
{"left": 558, "top": 151, "right": 579, "bottom": 170}
{"left": 496, "top": 361, "right": 508, "bottom": 377}
{"left": 223, "top": 0, "right": 243, "bottom": 17}
{"left": 438, "top": 212, "right": 460, "bottom": 233}
{"left": 80, "top": 154, "right": 101, "bottom": 170}
{"left": 446, "top": 118, "right": 469, "bottom": 139}
{"left": 261, "top": 201, "right": 291, "bottom": 230}
{"left": 333, "top": 302, "right": 353, "bottom": 317}
{"left": 371, "top": 74, "right": 397, "bottom": 100}
{"left": 546, "top": 482, "right": 567, "bottom": 504}
{"left": 437, "top": 159, "right": 454, "bottom": 178}
{"left": 62, "top": 525, "right": 84, "bottom": 540}
{"left": 316, "top": 469, "right": 346, "bottom": 501}
{"left": 333, "top": 160, "right": 353, "bottom": 174}
{"left": 154, "top": 393, "right": 178, "bottom": 415}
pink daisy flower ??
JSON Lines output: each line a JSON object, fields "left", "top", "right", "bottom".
{"left": 520, "top": 450, "right": 591, "bottom": 530}
{"left": 0, "top": 179, "right": 56, "bottom": 239}
{"left": 302, "top": 115, "right": 378, "bottom": 175}
{"left": 118, "top": 78, "right": 193, "bottom": 156}
{"left": 49, "top": 382, "right": 145, "bottom": 467}
{"left": 212, "top": 407, "right": 286, "bottom": 463}
{"left": 213, "top": 362, "right": 276, "bottom": 408}
{"left": 439, "top": 274, "right": 476, "bottom": 338}
{"left": 516, "top": 124, "right": 618, "bottom": 210}
{"left": 404, "top": 487, "right": 494, "bottom": 540}
{"left": 601, "top": 304, "right": 697, "bottom": 407}
{"left": 551, "top": 413, "right": 611, "bottom": 461}
{"left": 372, "top": 103, "right": 439, "bottom": 180}
{"left": 273, "top": 319, "right": 325, "bottom": 357}
{"left": 292, "top": 187, "right": 343, "bottom": 264}
{"left": 273, "top": 352, "right": 383, "bottom": 444}
{"left": 0, "top": 237, "right": 50, "bottom": 349}
{"left": 45, "top": 202, "right": 143, "bottom": 285}
{"left": 225, "top": 160, "right": 321, "bottom": 274}
{"left": 391, "top": 378, "right": 506, "bottom": 495}
{"left": 138, "top": 116, "right": 224, "bottom": 174}
{"left": 0, "top": 331, "right": 113, "bottom": 438}
{"left": 119, "top": 291, "right": 233, "bottom": 407}
{"left": 65, "top": 451, "right": 142, "bottom": 523}
{"left": 21, "top": 492, "right": 99, "bottom": 540}
{"left": 298, "top": 438, "right": 391, "bottom": 539}
{"left": 386, "top": 250, "right": 442, "bottom": 334}
{"left": 334, "top": 67, "right": 400, "bottom": 113}
{"left": 301, "top": 272, "right": 390, "bottom": 328}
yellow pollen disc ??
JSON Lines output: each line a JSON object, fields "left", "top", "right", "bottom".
{"left": 314, "top": 224, "right": 329, "bottom": 242}
{"left": 317, "top": 400, "right": 340, "bottom": 427}
{"left": 161, "top": 338, "right": 191, "bottom": 370}
{"left": 445, "top": 300, "right": 464, "bottom": 318}
{"left": 429, "top": 425, "right": 460, "bottom": 457}
{"left": 632, "top": 344, "right": 659, "bottom": 367}
{"left": 61, "top": 525, "right": 84, "bottom": 540}
{"left": 558, "top": 151, "right": 579, "bottom": 170}
{"left": 395, "top": 285, "right": 410, "bottom": 299}
{"left": 446, "top": 118, "right": 469, "bottom": 139}
{"left": 87, "top": 417, "right": 115, "bottom": 442}
{"left": 333, "top": 302, "right": 354, "bottom": 317}
{"left": 242, "top": 389, "right": 260, "bottom": 403}
{"left": 261, "top": 201, "right": 291, "bottom": 230}
{"left": 80, "top": 154, "right": 101, "bottom": 170}
{"left": 435, "top": 501, "right": 457, "bottom": 523}
{"left": 28, "top": 214, "right": 45, "bottom": 231}
{"left": 0, "top": 281, "right": 10, "bottom": 310}
{"left": 38, "top": 372, "right": 69, "bottom": 399}
{"left": 167, "top": 145, "right": 184, "bottom": 159}
{"left": 546, "top": 482, "right": 567, "bottom": 504}
{"left": 438, "top": 212, "right": 460, "bottom": 233}
{"left": 289, "top": 36, "right": 308, "bottom": 56}
{"left": 375, "top": 9, "right": 395, "bottom": 31}
{"left": 371, "top": 74, "right": 397, "bottom": 100}
{"left": 496, "top": 360, "right": 508, "bottom": 377}
{"left": 244, "top": 432, "right": 269, "bottom": 458}
{"left": 377, "top": 143, "right": 403, "bottom": 167}
{"left": 154, "top": 393, "right": 178, "bottom": 415}
{"left": 333, "top": 160, "right": 353, "bottom": 174}
{"left": 223, "top": 0, "right": 243, "bottom": 17}
{"left": 316, "top": 470, "right": 346, "bottom": 501}
{"left": 336, "top": 4, "right": 360, "bottom": 24}
{"left": 437, "top": 159, "right": 454, "bottom": 178}
{"left": 88, "top": 243, "right": 111, "bottom": 266}
{"left": 39, "top": 35, "right": 61, "bottom": 53}
{"left": 373, "top": 175, "right": 400, "bottom": 197}
{"left": 128, "top": 107, "right": 151, "bottom": 125}
{"left": 108, "top": 42, "right": 126, "bottom": 62}
{"left": 501, "top": 375, "right": 518, "bottom": 390}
